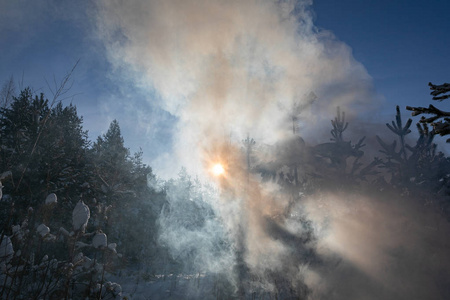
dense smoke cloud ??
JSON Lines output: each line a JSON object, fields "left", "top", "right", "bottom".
{"left": 94, "top": 1, "right": 450, "bottom": 299}
{"left": 302, "top": 192, "right": 450, "bottom": 299}
{"left": 95, "top": 0, "right": 380, "bottom": 177}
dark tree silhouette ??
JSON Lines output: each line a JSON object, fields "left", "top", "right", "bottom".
{"left": 407, "top": 82, "right": 450, "bottom": 141}
{"left": 0, "top": 89, "right": 89, "bottom": 210}
{"left": 377, "top": 105, "right": 449, "bottom": 194}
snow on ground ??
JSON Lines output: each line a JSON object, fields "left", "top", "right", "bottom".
{"left": 107, "top": 272, "right": 226, "bottom": 300}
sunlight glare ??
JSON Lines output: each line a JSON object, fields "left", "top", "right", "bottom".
{"left": 212, "top": 163, "right": 225, "bottom": 176}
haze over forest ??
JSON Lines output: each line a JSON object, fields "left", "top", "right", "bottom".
{"left": 1, "top": 1, "right": 450, "bottom": 299}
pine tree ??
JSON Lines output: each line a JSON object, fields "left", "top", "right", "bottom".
{"left": 90, "top": 120, "right": 158, "bottom": 262}
{"left": 0, "top": 89, "right": 50, "bottom": 208}
{"left": 0, "top": 88, "right": 89, "bottom": 221}
{"left": 377, "top": 105, "right": 450, "bottom": 195}
{"left": 407, "top": 82, "right": 450, "bottom": 141}
{"left": 91, "top": 120, "right": 132, "bottom": 200}
{"left": 0, "top": 88, "right": 49, "bottom": 170}
{"left": 39, "top": 102, "right": 89, "bottom": 209}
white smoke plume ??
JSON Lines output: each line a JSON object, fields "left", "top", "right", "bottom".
{"left": 95, "top": 0, "right": 380, "bottom": 177}
{"left": 302, "top": 192, "right": 450, "bottom": 300}
{"left": 94, "top": 1, "right": 450, "bottom": 299}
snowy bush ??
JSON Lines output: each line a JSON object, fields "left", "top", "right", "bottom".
{"left": 45, "top": 193, "right": 57, "bottom": 205}
{"left": 72, "top": 200, "right": 90, "bottom": 232}
{"left": 0, "top": 192, "right": 123, "bottom": 299}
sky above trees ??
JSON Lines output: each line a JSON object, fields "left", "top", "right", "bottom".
{"left": 0, "top": 0, "right": 449, "bottom": 178}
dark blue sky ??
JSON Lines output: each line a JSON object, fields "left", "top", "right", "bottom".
{"left": 1, "top": 0, "right": 449, "bottom": 166}
{"left": 313, "top": 0, "right": 450, "bottom": 111}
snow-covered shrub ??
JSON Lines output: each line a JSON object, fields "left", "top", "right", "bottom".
{"left": 45, "top": 193, "right": 57, "bottom": 205}
{"left": 72, "top": 200, "right": 90, "bottom": 232}
{"left": 0, "top": 193, "right": 123, "bottom": 299}
{"left": 92, "top": 232, "right": 108, "bottom": 249}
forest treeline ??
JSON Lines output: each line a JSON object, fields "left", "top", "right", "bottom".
{"left": 0, "top": 80, "right": 449, "bottom": 298}
{"left": 0, "top": 86, "right": 166, "bottom": 257}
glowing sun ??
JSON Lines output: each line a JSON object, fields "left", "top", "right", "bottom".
{"left": 212, "top": 163, "right": 225, "bottom": 176}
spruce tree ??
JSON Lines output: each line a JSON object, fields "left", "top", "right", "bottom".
{"left": 0, "top": 88, "right": 89, "bottom": 224}
{"left": 90, "top": 120, "right": 158, "bottom": 262}
{"left": 91, "top": 119, "right": 132, "bottom": 200}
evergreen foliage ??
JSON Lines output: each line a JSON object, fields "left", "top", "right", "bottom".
{"left": 1, "top": 82, "right": 450, "bottom": 298}
{"left": 0, "top": 88, "right": 161, "bottom": 268}
{"left": 91, "top": 119, "right": 132, "bottom": 202}
{"left": 377, "top": 105, "right": 450, "bottom": 198}
{"left": 0, "top": 89, "right": 89, "bottom": 218}
{"left": 89, "top": 119, "right": 160, "bottom": 262}
{"left": 407, "top": 82, "right": 450, "bottom": 141}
